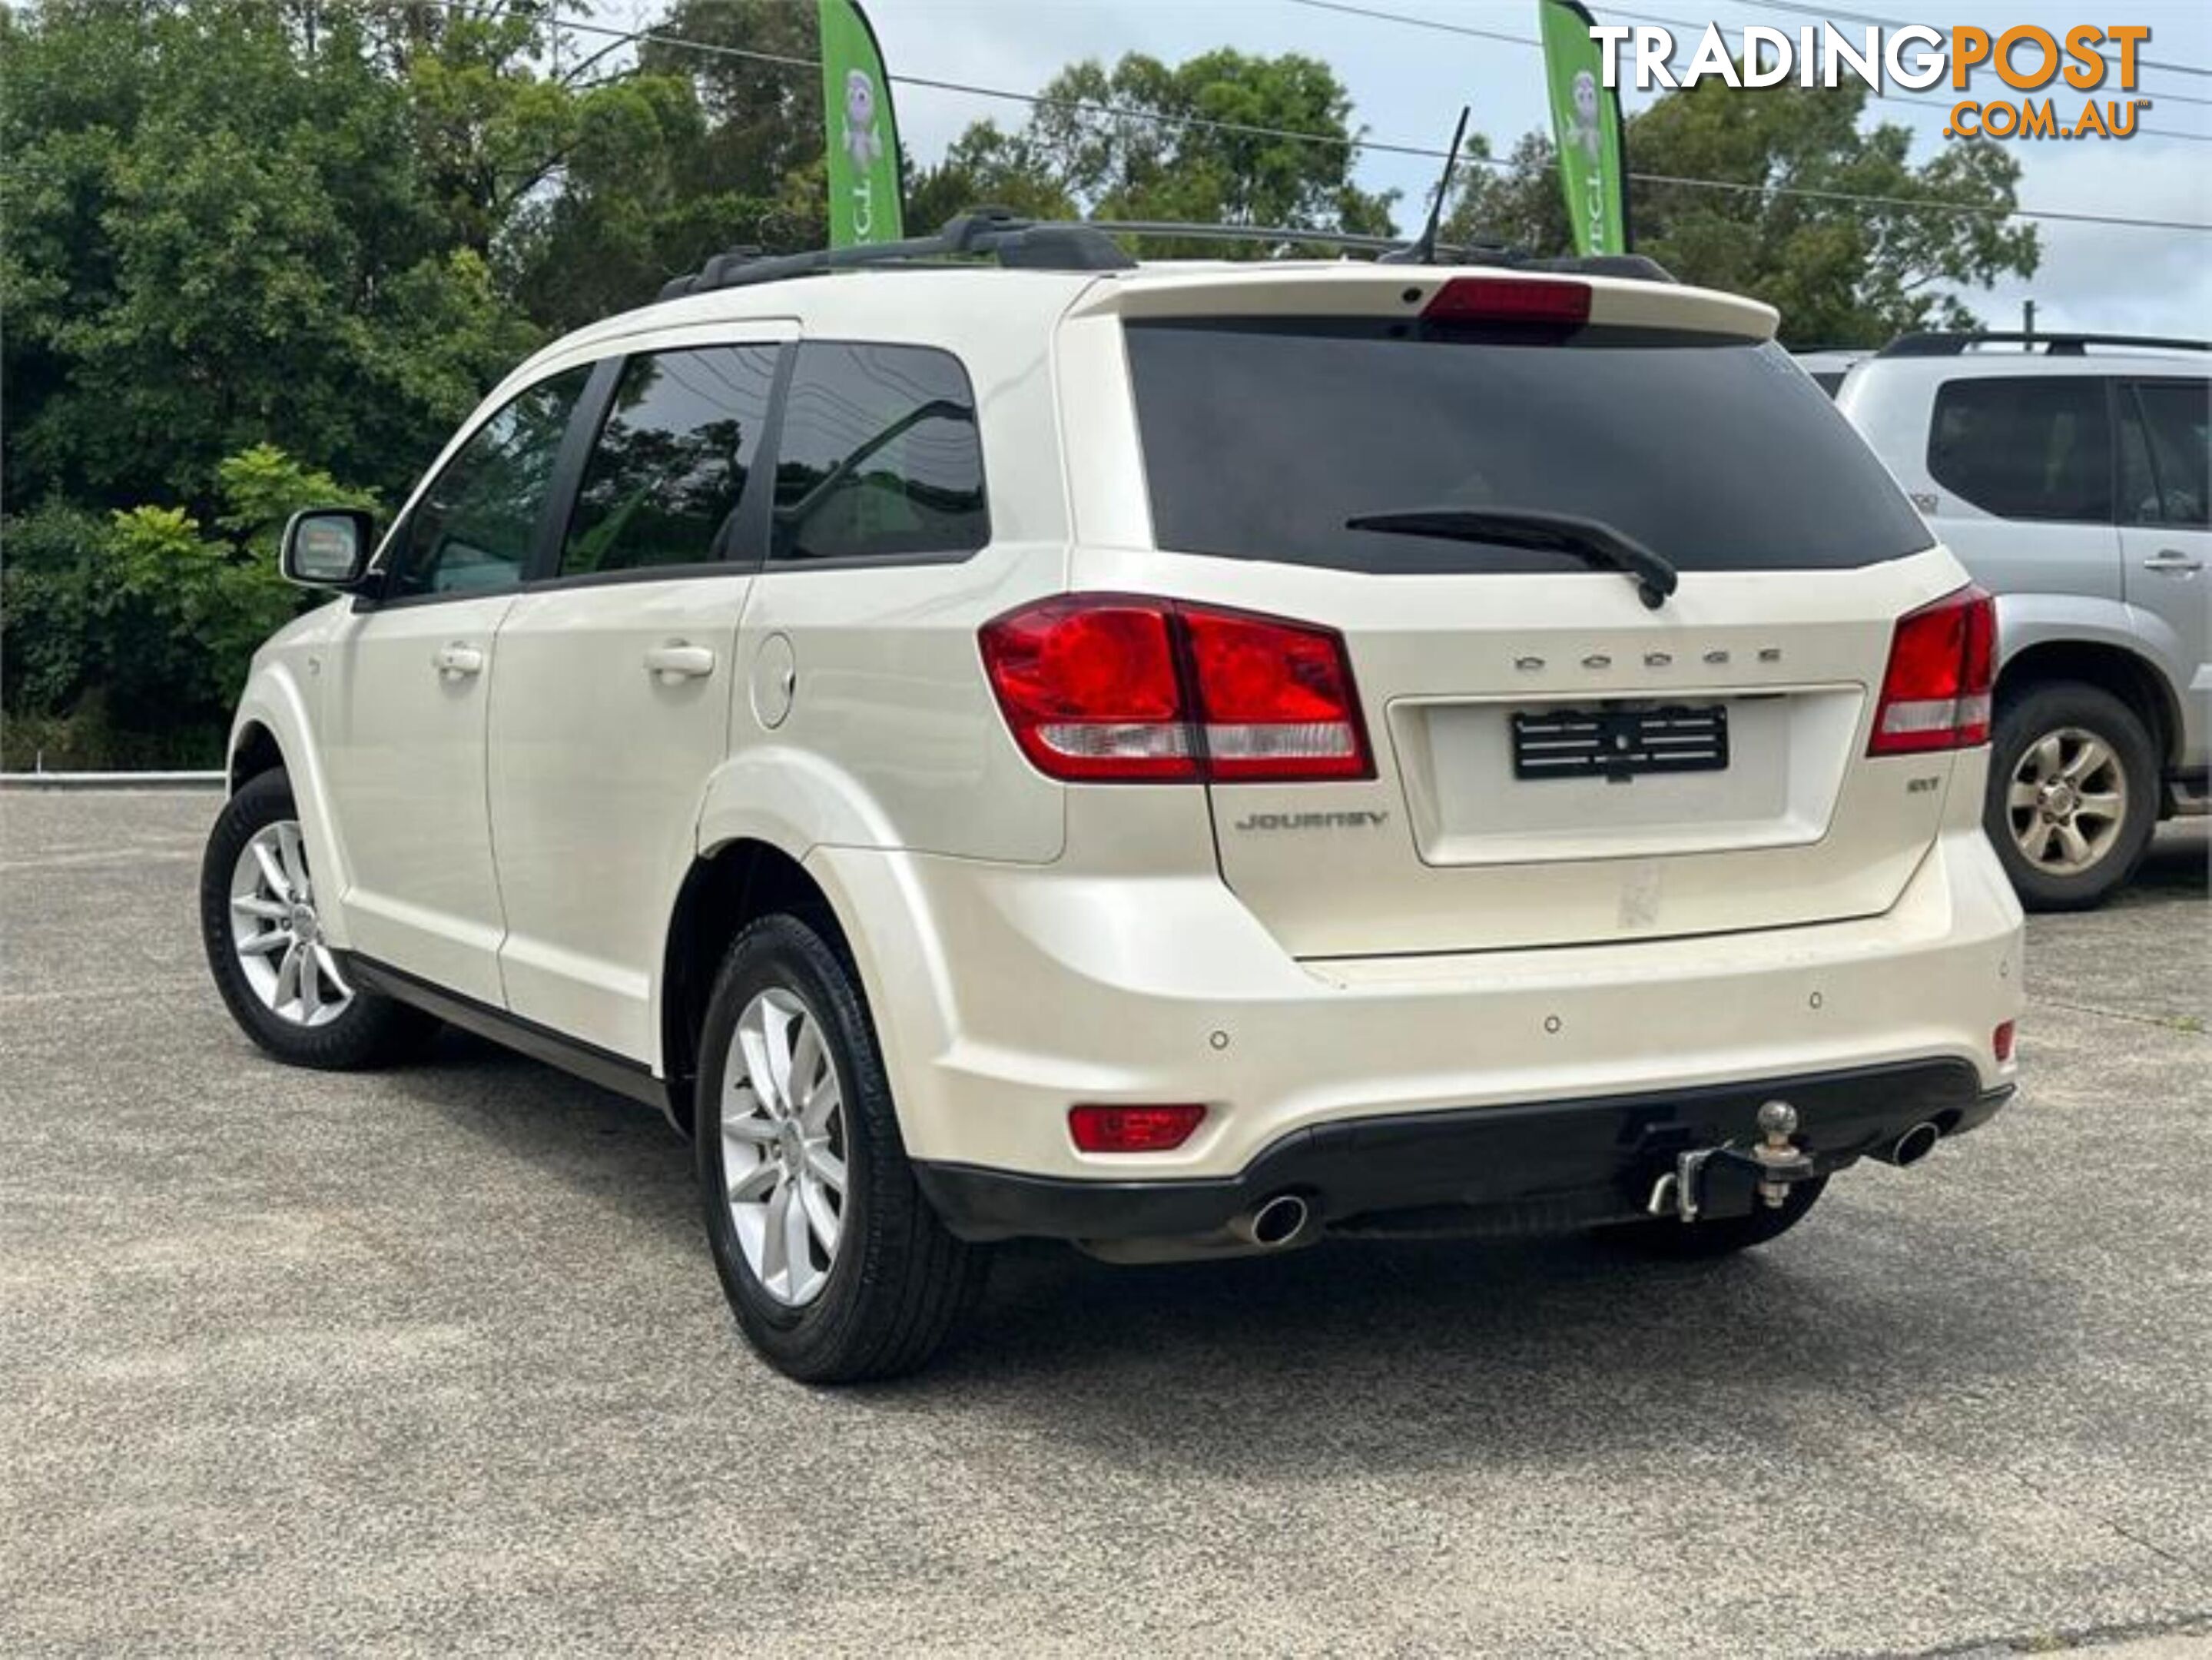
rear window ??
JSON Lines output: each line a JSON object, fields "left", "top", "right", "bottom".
{"left": 1928, "top": 377, "right": 2111, "bottom": 523}
{"left": 1124, "top": 320, "right": 1933, "bottom": 573}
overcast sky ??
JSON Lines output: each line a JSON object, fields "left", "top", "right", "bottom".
{"left": 827, "top": 0, "right": 2212, "bottom": 337}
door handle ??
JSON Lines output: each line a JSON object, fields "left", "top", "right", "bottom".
{"left": 2141, "top": 549, "right": 2204, "bottom": 576}
{"left": 644, "top": 642, "right": 717, "bottom": 680}
{"left": 433, "top": 642, "right": 485, "bottom": 677}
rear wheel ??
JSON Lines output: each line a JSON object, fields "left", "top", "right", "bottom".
{"left": 1597, "top": 1176, "right": 1826, "bottom": 1258}
{"left": 199, "top": 769, "right": 437, "bottom": 1068}
{"left": 696, "top": 913, "right": 987, "bottom": 1383}
{"left": 1985, "top": 681, "right": 2157, "bottom": 911}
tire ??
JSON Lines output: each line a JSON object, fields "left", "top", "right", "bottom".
{"left": 695, "top": 912, "right": 987, "bottom": 1383}
{"left": 1597, "top": 1175, "right": 1827, "bottom": 1259}
{"left": 1985, "top": 680, "right": 2159, "bottom": 911}
{"left": 200, "top": 769, "right": 439, "bottom": 1069}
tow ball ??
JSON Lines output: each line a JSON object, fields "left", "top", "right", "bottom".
{"left": 1646, "top": 1101, "right": 1818, "bottom": 1223}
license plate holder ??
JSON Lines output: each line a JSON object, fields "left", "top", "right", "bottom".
{"left": 1511, "top": 704, "right": 1730, "bottom": 783}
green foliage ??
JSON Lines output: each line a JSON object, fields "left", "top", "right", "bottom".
{"left": 914, "top": 50, "right": 1398, "bottom": 257}
{"left": 0, "top": 0, "right": 543, "bottom": 513}
{"left": 1445, "top": 82, "right": 2038, "bottom": 346}
{"left": 2, "top": 447, "right": 370, "bottom": 768}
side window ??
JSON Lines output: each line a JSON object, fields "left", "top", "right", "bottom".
{"left": 559, "top": 345, "right": 780, "bottom": 577}
{"left": 2124, "top": 380, "right": 2210, "bottom": 527}
{"left": 769, "top": 342, "right": 988, "bottom": 564}
{"left": 1927, "top": 377, "right": 2112, "bottom": 524}
{"left": 389, "top": 367, "right": 590, "bottom": 599}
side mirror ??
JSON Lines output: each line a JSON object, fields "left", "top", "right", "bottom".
{"left": 280, "top": 508, "right": 375, "bottom": 589}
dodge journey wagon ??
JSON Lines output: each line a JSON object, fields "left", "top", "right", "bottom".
{"left": 202, "top": 214, "right": 2024, "bottom": 1380}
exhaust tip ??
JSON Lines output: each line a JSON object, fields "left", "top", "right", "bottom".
{"left": 1890, "top": 1121, "right": 1941, "bottom": 1167}
{"left": 1248, "top": 1193, "right": 1311, "bottom": 1248}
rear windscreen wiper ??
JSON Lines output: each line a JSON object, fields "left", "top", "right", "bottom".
{"left": 1343, "top": 506, "right": 1680, "bottom": 610}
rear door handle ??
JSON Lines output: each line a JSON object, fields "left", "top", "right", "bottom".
{"left": 433, "top": 642, "right": 484, "bottom": 677}
{"left": 644, "top": 642, "right": 717, "bottom": 680}
{"left": 2141, "top": 548, "right": 2204, "bottom": 575}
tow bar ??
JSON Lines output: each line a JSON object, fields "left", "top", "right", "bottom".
{"left": 1646, "top": 1101, "right": 1818, "bottom": 1223}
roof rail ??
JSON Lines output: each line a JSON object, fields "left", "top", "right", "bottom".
{"left": 659, "top": 208, "right": 1678, "bottom": 301}
{"left": 658, "top": 208, "right": 1136, "bottom": 300}
{"left": 1879, "top": 330, "right": 2212, "bottom": 358}
{"left": 1086, "top": 220, "right": 1507, "bottom": 259}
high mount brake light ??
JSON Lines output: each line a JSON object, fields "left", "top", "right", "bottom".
{"left": 1869, "top": 584, "right": 1995, "bottom": 755}
{"left": 978, "top": 597, "right": 1373, "bottom": 785}
{"left": 1421, "top": 276, "right": 1593, "bottom": 327}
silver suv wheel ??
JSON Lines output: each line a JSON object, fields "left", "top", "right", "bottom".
{"left": 719, "top": 986, "right": 848, "bottom": 1308}
{"left": 227, "top": 819, "right": 353, "bottom": 1027}
{"left": 2006, "top": 726, "right": 2127, "bottom": 877}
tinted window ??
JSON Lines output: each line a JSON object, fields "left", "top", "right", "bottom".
{"left": 2124, "top": 379, "right": 2209, "bottom": 526}
{"left": 769, "top": 343, "right": 987, "bottom": 563}
{"left": 560, "top": 346, "right": 779, "bottom": 576}
{"left": 390, "top": 368, "right": 589, "bottom": 598}
{"left": 1928, "top": 377, "right": 2111, "bottom": 523}
{"left": 1125, "top": 322, "right": 1932, "bottom": 573}
{"left": 1810, "top": 371, "right": 1846, "bottom": 397}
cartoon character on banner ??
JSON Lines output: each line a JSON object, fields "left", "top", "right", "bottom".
{"left": 844, "top": 68, "right": 884, "bottom": 171}
{"left": 1567, "top": 69, "right": 1604, "bottom": 164}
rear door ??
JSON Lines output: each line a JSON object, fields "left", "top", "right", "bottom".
{"left": 1920, "top": 373, "right": 2122, "bottom": 603}
{"left": 2117, "top": 377, "right": 2210, "bottom": 729}
{"left": 1100, "top": 279, "right": 1968, "bottom": 958}
{"left": 488, "top": 337, "right": 787, "bottom": 1059}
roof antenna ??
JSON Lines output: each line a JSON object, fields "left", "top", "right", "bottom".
{"left": 1383, "top": 106, "right": 1470, "bottom": 266}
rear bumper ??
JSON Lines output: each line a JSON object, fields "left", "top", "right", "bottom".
{"left": 811, "top": 815, "right": 2024, "bottom": 1193}
{"left": 916, "top": 1061, "right": 2013, "bottom": 1241}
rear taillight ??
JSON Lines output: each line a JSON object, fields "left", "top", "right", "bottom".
{"left": 1421, "top": 276, "right": 1592, "bottom": 327}
{"left": 1869, "top": 585, "right": 1995, "bottom": 755}
{"left": 980, "top": 596, "right": 1372, "bottom": 784}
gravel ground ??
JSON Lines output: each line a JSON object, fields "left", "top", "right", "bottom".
{"left": 2, "top": 789, "right": 2206, "bottom": 1658}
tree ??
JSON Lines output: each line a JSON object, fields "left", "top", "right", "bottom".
{"left": 639, "top": 0, "right": 829, "bottom": 253}
{"left": 915, "top": 50, "right": 1398, "bottom": 254}
{"left": 1, "top": 445, "right": 376, "bottom": 768}
{"left": 1445, "top": 81, "right": 2038, "bottom": 345}
{"left": 0, "top": 0, "right": 542, "bottom": 513}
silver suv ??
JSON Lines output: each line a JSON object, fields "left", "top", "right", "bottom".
{"left": 1832, "top": 332, "right": 2209, "bottom": 908}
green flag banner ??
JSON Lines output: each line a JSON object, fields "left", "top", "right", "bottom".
{"left": 1537, "top": 0, "right": 1629, "bottom": 256}
{"left": 819, "top": 0, "right": 904, "bottom": 247}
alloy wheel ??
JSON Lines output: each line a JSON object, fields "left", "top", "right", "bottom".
{"left": 720, "top": 987, "right": 848, "bottom": 1307}
{"left": 227, "top": 819, "right": 353, "bottom": 1027}
{"left": 2007, "top": 726, "right": 2127, "bottom": 877}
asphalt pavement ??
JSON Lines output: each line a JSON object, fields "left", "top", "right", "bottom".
{"left": 2, "top": 788, "right": 2207, "bottom": 1657}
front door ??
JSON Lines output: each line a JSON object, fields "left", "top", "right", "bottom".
{"left": 2117, "top": 377, "right": 2210, "bottom": 748}
{"left": 320, "top": 367, "right": 592, "bottom": 1004}
{"left": 489, "top": 340, "right": 786, "bottom": 1061}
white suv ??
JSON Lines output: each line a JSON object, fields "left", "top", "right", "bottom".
{"left": 201, "top": 216, "right": 2024, "bottom": 1380}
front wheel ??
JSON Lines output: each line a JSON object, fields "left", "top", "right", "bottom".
{"left": 1985, "top": 681, "right": 2158, "bottom": 911}
{"left": 199, "top": 769, "right": 438, "bottom": 1069}
{"left": 696, "top": 913, "right": 987, "bottom": 1383}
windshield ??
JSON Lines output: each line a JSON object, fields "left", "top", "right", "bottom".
{"left": 1124, "top": 319, "right": 1934, "bottom": 574}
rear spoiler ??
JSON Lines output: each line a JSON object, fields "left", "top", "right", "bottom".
{"left": 1069, "top": 264, "right": 1778, "bottom": 341}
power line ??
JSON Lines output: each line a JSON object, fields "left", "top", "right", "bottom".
{"left": 447, "top": 2, "right": 2212, "bottom": 235}
{"left": 1282, "top": 0, "right": 2212, "bottom": 128}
